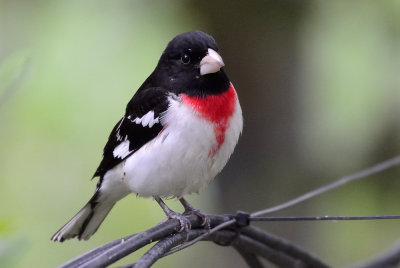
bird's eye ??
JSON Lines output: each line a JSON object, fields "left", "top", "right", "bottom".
{"left": 181, "top": 54, "right": 191, "bottom": 64}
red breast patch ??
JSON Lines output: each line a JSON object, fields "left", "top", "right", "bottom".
{"left": 181, "top": 83, "right": 236, "bottom": 155}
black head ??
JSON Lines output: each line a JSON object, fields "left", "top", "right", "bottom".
{"left": 140, "top": 31, "right": 230, "bottom": 97}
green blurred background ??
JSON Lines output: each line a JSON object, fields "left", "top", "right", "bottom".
{"left": 1, "top": 1, "right": 400, "bottom": 267}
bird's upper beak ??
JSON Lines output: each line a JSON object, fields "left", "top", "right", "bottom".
{"left": 200, "top": 48, "right": 225, "bottom": 76}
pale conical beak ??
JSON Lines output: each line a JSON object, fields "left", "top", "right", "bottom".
{"left": 200, "top": 48, "right": 225, "bottom": 76}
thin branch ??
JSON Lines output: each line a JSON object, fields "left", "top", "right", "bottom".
{"left": 228, "top": 232, "right": 304, "bottom": 268}
{"left": 251, "top": 155, "right": 400, "bottom": 217}
{"left": 240, "top": 226, "right": 329, "bottom": 268}
{"left": 59, "top": 233, "right": 138, "bottom": 268}
{"left": 78, "top": 216, "right": 195, "bottom": 268}
{"left": 134, "top": 230, "right": 203, "bottom": 268}
{"left": 249, "top": 215, "right": 400, "bottom": 222}
{"left": 190, "top": 229, "right": 306, "bottom": 268}
{"left": 61, "top": 221, "right": 178, "bottom": 268}
{"left": 162, "top": 218, "right": 236, "bottom": 256}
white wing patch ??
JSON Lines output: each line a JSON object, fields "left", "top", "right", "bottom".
{"left": 113, "top": 139, "right": 131, "bottom": 159}
{"left": 128, "top": 111, "right": 159, "bottom": 128}
{"left": 113, "top": 111, "right": 159, "bottom": 159}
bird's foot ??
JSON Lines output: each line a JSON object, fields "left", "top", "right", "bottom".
{"left": 179, "top": 197, "right": 211, "bottom": 230}
{"left": 154, "top": 196, "right": 191, "bottom": 234}
{"left": 164, "top": 211, "right": 191, "bottom": 241}
{"left": 183, "top": 207, "right": 211, "bottom": 230}
{"left": 167, "top": 211, "right": 192, "bottom": 233}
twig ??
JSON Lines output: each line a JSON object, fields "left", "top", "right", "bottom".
{"left": 194, "top": 229, "right": 306, "bottom": 268}
{"left": 249, "top": 215, "right": 400, "bottom": 222}
{"left": 210, "top": 229, "right": 321, "bottom": 268}
{"left": 241, "top": 226, "right": 328, "bottom": 268}
{"left": 59, "top": 233, "right": 138, "bottom": 268}
{"left": 134, "top": 230, "right": 202, "bottom": 268}
{"left": 230, "top": 232, "right": 303, "bottom": 268}
{"left": 251, "top": 155, "right": 400, "bottom": 217}
{"left": 162, "top": 218, "right": 236, "bottom": 256}
{"left": 78, "top": 216, "right": 195, "bottom": 268}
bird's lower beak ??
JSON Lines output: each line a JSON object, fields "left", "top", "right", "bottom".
{"left": 200, "top": 48, "right": 225, "bottom": 76}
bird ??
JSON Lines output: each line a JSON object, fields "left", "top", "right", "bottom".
{"left": 51, "top": 31, "right": 243, "bottom": 242}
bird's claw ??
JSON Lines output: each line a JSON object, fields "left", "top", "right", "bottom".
{"left": 183, "top": 208, "right": 211, "bottom": 230}
{"left": 168, "top": 211, "right": 191, "bottom": 234}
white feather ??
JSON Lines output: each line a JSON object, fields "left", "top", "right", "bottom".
{"left": 113, "top": 139, "right": 131, "bottom": 158}
{"left": 130, "top": 110, "right": 159, "bottom": 128}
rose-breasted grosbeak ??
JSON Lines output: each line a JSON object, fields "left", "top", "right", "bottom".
{"left": 51, "top": 31, "right": 243, "bottom": 242}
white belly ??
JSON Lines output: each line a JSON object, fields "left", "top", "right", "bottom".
{"left": 104, "top": 94, "right": 242, "bottom": 198}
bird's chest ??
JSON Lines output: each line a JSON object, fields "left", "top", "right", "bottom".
{"left": 122, "top": 84, "right": 242, "bottom": 198}
{"left": 179, "top": 84, "right": 237, "bottom": 156}
{"left": 152, "top": 85, "right": 240, "bottom": 195}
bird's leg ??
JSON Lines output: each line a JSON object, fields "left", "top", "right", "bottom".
{"left": 179, "top": 197, "right": 211, "bottom": 230}
{"left": 153, "top": 196, "right": 191, "bottom": 233}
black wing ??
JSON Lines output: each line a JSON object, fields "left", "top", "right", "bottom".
{"left": 93, "top": 87, "right": 169, "bottom": 178}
